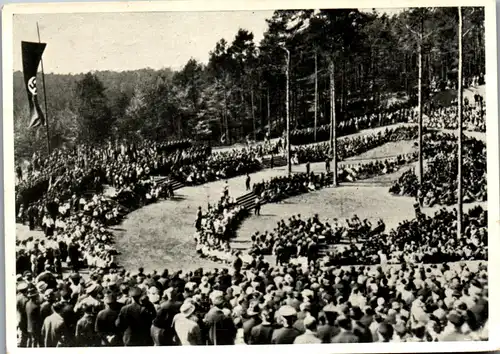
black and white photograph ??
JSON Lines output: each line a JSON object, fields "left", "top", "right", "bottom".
{"left": 3, "top": 0, "right": 499, "bottom": 352}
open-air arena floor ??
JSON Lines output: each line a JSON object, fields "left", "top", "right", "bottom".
{"left": 15, "top": 123, "right": 487, "bottom": 274}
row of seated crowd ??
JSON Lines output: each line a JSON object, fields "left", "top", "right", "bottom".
{"left": 390, "top": 134, "right": 487, "bottom": 206}
{"left": 409, "top": 95, "right": 486, "bottom": 133}
{"left": 15, "top": 100, "right": 488, "bottom": 346}
{"left": 289, "top": 93, "right": 486, "bottom": 146}
{"left": 289, "top": 105, "right": 415, "bottom": 145}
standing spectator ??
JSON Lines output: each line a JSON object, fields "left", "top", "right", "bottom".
{"left": 41, "top": 302, "right": 72, "bottom": 347}
{"left": 95, "top": 292, "right": 123, "bottom": 346}
{"left": 293, "top": 316, "right": 321, "bottom": 344}
{"left": 116, "top": 287, "right": 155, "bottom": 346}
{"left": 26, "top": 287, "right": 41, "bottom": 347}
{"left": 172, "top": 301, "right": 203, "bottom": 345}
{"left": 17, "top": 282, "right": 30, "bottom": 347}
{"left": 151, "top": 287, "right": 182, "bottom": 345}
{"left": 204, "top": 290, "right": 236, "bottom": 345}
{"left": 75, "top": 303, "right": 100, "bottom": 347}
{"left": 255, "top": 196, "right": 261, "bottom": 216}
{"left": 249, "top": 309, "right": 274, "bottom": 345}
{"left": 245, "top": 173, "right": 251, "bottom": 191}
{"left": 331, "top": 316, "right": 359, "bottom": 343}
{"left": 271, "top": 306, "right": 301, "bottom": 344}
{"left": 243, "top": 304, "right": 261, "bottom": 343}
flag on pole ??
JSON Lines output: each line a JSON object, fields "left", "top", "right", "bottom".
{"left": 22, "top": 41, "right": 46, "bottom": 128}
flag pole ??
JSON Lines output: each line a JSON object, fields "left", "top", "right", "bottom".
{"left": 36, "top": 22, "right": 51, "bottom": 154}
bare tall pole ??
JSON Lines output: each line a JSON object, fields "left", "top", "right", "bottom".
{"left": 457, "top": 6, "right": 463, "bottom": 239}
{"left": 285, "top": 48, "right": 291, "bottom": 175}
{"left": 267, "top": 87, "right": 271, "bottom": 137}
{"left": 251, "top": 85, "right": 256, "bottom": 141}
{"left": 314, "top": 50, "right": 318, "bottom": 142}
{"left": 417, "top": 15, "right": 424, "bottom": 185}
{"left": 36, "top": 22, "right": 51, "bottom": 154}
{"left": 329, "top": 60, "right": 338, "bottom": 187}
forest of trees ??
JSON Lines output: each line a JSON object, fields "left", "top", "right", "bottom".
{"left": 13, "top": 7, "right": 485, "bottom": 160}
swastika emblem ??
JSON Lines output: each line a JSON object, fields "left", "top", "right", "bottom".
{"left": 28, "top": 77, "right": 37, "bottom": 95}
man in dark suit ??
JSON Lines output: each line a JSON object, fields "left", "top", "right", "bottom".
{"left": 116, "top": 287, "right": 155, "bottom": 346}
{"left": 243, "top": 304, "right": 261, "bottom": 343}
{"left": 331, "top": 316, "right": 359, "bottom": 343}
{"left": 249, "top": 309, "right": 274, "bottom": 344}
{"left": 151, "top": 287, "right": 182, "bottom": 345}
{"left": 204, "top": 291, "right": 236, "bottom": 345}
{"left": 95, "top": 292, "right": 123, "bottom": 346}
{"left": 271, "top": 305, "right": 301, "bottom": 344}
{"left": 25, "top": 287, "right": 41, "bottom": 347}
{"left": 317, "top": 304, "right": 340, "bottom": 343}
{"left": 17, "top": 282, "right": 30, "bottom": 347}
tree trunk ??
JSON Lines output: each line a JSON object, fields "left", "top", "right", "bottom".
{"left": 457, "top": 6, "right": 463, "bottom": 239}
{"left": 329, "top": 60, "right": 337, "bottom": 187}
{"left": 224, "top": 85, "right": 230, "bottom": 145}
{"left": 285, "top": 49, "right": 291, "bottom": 175}
{"left": 251, "top": 85, "right": 256, "bottom": 141}
{"left": 418, "top": 16, "right": 424, "bottom": 185}
{"left": 314, "top": 51, "right": 318, "bottom": 142}
{"left": 267, "top": 87, "right": 271, "bottom": 136}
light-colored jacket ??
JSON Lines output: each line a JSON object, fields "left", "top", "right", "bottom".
{"left": 293, "top": 330, "right": 322, "bottom": 344}
{"left": 173, "top": 314, "right": 203, "bottom": 345}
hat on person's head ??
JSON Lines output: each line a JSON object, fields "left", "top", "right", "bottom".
{"left": 303, "top": 315, "right": 316, "bottom": 329}
{"left": 44, "top": 289, "right": 55, "bottom": 299}
{"left": 378, "top": 322, "right": 393, "bottom": 337}
{"left": 300, "top": 302, "right": 312, "bottom": 312}
{"left": 23, "top": 271, "right": 32, "bottom": 278}
{"left": 180, "top": 302, "right": 196, "bottom": 317}
{"left": 447, "top": 311, "right": 464, "bottom": 326}
{"left": 278, "top": 305, "right": 297, "bottom": 318}
{"left": 247, "top": 303, "right": 261, "bottom": 316}
{"left": 129, "top": 286, "right": 142, "bottom": 297}
{"left": 163, "top": 287, "right": 174, "bottom": 299}
{"left": 70, "top": 272, "right": 81, "bottom": 281}
{"left": 27, "top": 287, "right": 38, "bottom": 298}
{"left": 210, "top": 290, "right": 225, "bottom": 306}
{"left": 36, "top": 281, "right": 48, "bottom": 293}
{"left": 17, "top": 282, "right": 29, "bottom": 292}
{"left": 148, "top": 287, "right": 160, "bottom": 304}
{"left": 337, "top": 315, "right": 351, "bottom": 330}
{"left": 323, "top": 303, "right": 337, "bottom": 313}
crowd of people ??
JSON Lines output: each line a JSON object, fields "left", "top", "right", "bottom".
{"left": 292, "top": 126, "right": 419, "bottom": 165}
{"left": 289, "top": 106, "right": 414, "bottom": 145}
{"left": 409, "top": 96, "right": 486, "bottom": 133}
{"left": 16, "top": 206, "right": 489, "bottom": 347}
{"left": 246, "top": 203, "right": 486, "bottom": 269}
{"left": 14, "top": 102, "right": 490, "bottom": 346}
{"left": 390, "top": 136, "right": 487, "bottom": 206}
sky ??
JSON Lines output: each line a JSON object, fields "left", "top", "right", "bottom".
{"left": 12, "top": 8, "right": 404, "bottom": 74}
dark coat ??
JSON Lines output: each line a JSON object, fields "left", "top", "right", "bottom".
{"left": 116, "top": 301, "right": 155, "bottom": 346}
{"left": 203, "top": 307, "right": 236, "bottom": 345}
{"left": 271, "top": 326, "right": 301, "bottom": 344}
{"left": 25, "top": 299, "right": 41, "bottom": 335}
{"left": 249, "top": 323, "right": 274, "bottom": 344}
